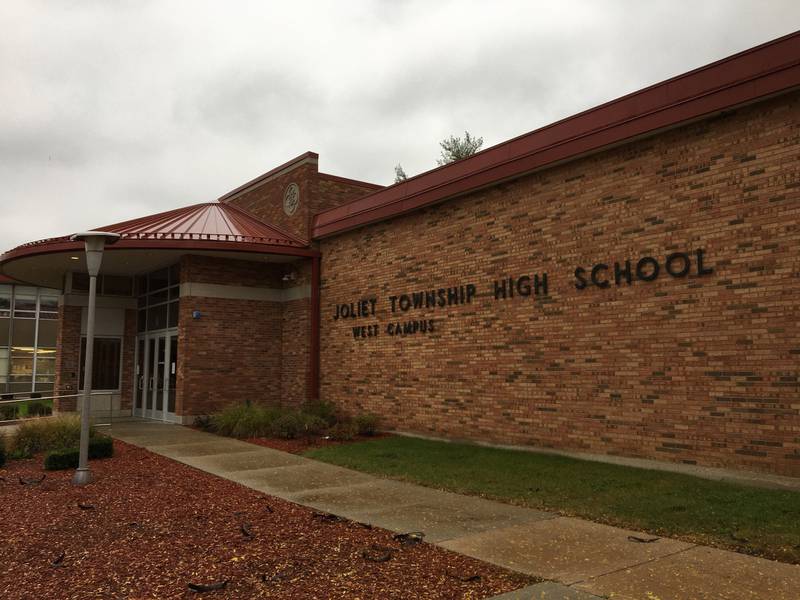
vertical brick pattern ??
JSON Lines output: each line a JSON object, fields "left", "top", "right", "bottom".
{"left": 281, "top": 297, "right": 309, "bottom": 406}
{"left": 119, "top": 309, "right": 136, "bottom": 411}
{"left": 319, "top": 92, "right": 800, "bottom": 476}
{"left": 54, "top": 305, "right": 81, "bottom": 413}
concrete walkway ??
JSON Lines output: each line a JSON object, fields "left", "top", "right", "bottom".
{"left": 109, "top": 420, "right": 800, "bottom": 600}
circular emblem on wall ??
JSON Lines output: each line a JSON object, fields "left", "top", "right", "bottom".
{"left": 283, "top": 183, "right": 300, "bottom": 216}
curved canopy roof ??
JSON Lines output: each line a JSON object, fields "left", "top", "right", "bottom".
{"left": 0, "top": 202, "right": 316, "bottom": 288}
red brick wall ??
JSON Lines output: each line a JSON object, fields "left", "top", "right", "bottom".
{"left": 176, "top": 254, "right": 312, "bottom": 416}
{"left": 281, "top": 298, "right": 309, "bottom": 406}
{"left": 225, "top": 161, "right": 317, "bottom": 242}
{"left": 180, "top": 254, "right": 283, "bottom": 288}
{"left": 319, "top": 91, "right": 800, "bottom": 476}
{"left": 54, "top": 305, "right": 81, "bottom": 413}
{"left": 176, "top": 296, "right": 283, "bottom": 416}
{"left": 317, "top": 175, "right": 382, "bottom": 214}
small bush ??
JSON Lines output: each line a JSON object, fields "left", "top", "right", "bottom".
{"left": 43, "top": 435, "right": 114, "bottom": 471}
{"left": 300, "top": 414, "right": 328, "bottom": 436}
{"left": 354, "top": 413, "right": 379, "bottom": 436}
{"left": 210, "top": 404, "right": 280, "bottom": 438}
{"left": 327, "top": 420, "right": 358, "bottom": 441}
{"left": 193, "top": 415, "right": 213, "bottom": 431}
{"left": 11, "top": 415, "right": 93, "bottom": 456}
{"left": 26, "top": 400, "right": 52, "bottom": 417}
{"left": 0, "top": 437, "right": 5, "bottom": 468}
{"left": 8, "top": 447, "right": 32, "bottom": 460}
{"left": 302, "top": 400, "right": 338, "bottom": 426}
{"left": 270, "top": 412, "right": 304, "bottom": 439}
{"left": 0, "top": 404, "right": 18, "bottom": 421}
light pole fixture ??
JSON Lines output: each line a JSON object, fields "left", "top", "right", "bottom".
{"left": 70, "top": 231, "right": 120, "bottom": 486}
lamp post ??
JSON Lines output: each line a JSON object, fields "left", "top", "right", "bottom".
{"left": 70, "top": 231, "right": 120, "bottom": 486}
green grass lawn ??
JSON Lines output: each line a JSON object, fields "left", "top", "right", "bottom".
{"left": 305, "top": 436, "right": 800, "bottom": 564}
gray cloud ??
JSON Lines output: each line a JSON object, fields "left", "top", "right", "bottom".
{"left": 1, "top": 0, "right": 798, "bottom": 250}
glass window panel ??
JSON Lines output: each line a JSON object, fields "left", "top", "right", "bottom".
{"left": 0, "top": 287, "right": 10, "bottom": 317}
{"left": 0, "top": 318, "right": 8, "bottom": 346}
{"left": 137, "top": 309, "right": 147, "bottom": 333}
{"left": 103, "top": 275, "right": 133, "bottom": 296}
{"left": 0, "top": 348, "right": 8, "bottom": 380}
{"left": 147, "top": 303, "right": 168, "bottom": 330}
{"left": 13, "top": 290, "right": 37, "bottom": 316}
{"left": 148, "top": 268, "right": 169, "bottom": 292}
{"left": 11, "top": 319, "right": 35, "bottom": 346}
{"left": 79, "top": 338, "right": 121, "bottom": 390}
{"left": 11, "top": 346, "right": 35, "bottom": 386}
{"left": 148, "top": 289, "right": 169, "bottom": 306}
{"left": 169, "top": 286, "right": 179, "bottom": 300}
{"left": 37, "top": 319, "right": 57, "bottom": 347}
{"left": 39, "top": 295, "right": 59, "bottom": 318}
{"left": 10, "top": 381, "right": 33, "bottom": 394}
{"left": 35, "top": 354, "right": 56, "bottom": 375}
{"left": 167, "top": 301, "right": 179, "bottom": 328}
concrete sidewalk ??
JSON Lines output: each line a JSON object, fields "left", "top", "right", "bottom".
{"left": 109, "top": 420, "right": 800, "bottom": 600}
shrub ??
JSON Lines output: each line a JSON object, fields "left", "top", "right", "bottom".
{"left": 0, "top": 437, "right": 5, "bottom": 468}
{"left": 43, "top": 435, "right": 114, "bottom": 471}
{"left": 193, "top": 415, "right": 213, "bottom": 431}
{"left": 300, "top": 414, "right": 328, "bottom": 436}
{"left": 210, "top": 404, "right": 280, "bottom": 438}
{"left": 11, "top": 415, "right": 92, "bottom": 456}
{"left": 0, "top": 404, "right": 18, "bottom": 421}
{"left": 327, "top": 420, "right": 358, "bottom": 441}
{"left": 302, "top": 400, "right": 338, "bottom": 426}
{"left": 270, "top": 412, "right": 304, "bottom": 439}
{"left": 354, "top": 413, "right": 379, "bottom": 436}
{"left": 26, "top": 400, "right": 52, "bottom": 417}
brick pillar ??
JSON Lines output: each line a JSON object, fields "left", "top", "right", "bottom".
{"left": 54, "top": 305, "right": 82, "bottom": 413}
{"left": 119, "top": 309, "right": 136, "bottom": 413}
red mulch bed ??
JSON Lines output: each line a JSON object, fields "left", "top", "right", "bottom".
{"left": 244, "top": 433, "right": 394, "bottom": 454}
{"left": 0, "top": 441, "right": 534, "bottom": 599}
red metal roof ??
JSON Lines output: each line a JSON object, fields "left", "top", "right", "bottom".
{"left": 313, "top": 30, "right": 800, "bottom": 238}
{"left": 94, "top": 202, "right": 308, "bottom": 246}
{"left": 1, "top": 202, "right": 316, "bottom": 270}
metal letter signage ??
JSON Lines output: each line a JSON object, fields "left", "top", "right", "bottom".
{"left": 333, "top": 248, "right": 715, "bottom": 340}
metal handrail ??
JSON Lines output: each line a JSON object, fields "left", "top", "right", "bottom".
{"left": 0, "top": 392, "right": 115, "bottom": 428}
{"left": 0, "top": 391, "right": 111, "bottom": 405}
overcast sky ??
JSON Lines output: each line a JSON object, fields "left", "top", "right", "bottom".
{"left": 1, "top": 1, "right": 798, "bottom": 250}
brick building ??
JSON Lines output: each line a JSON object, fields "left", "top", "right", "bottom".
{"left": 2, "top": 33, "right": 799, "bottom": 476}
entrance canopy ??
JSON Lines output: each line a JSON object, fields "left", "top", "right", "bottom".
{"left": 0, "top": 202, "right": 318, "bottom": 288}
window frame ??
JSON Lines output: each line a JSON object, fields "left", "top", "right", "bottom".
{"left": 79, "top": 336, "right": 123, "bottom": 392}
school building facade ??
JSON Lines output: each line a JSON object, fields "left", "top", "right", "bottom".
{"left": 2, "top": 33, "right": 799, "bottom": 476}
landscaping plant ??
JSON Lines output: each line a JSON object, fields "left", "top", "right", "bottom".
{"left": 11, "top": 415, "right": 90, "bottom": 456}
{"left": 210, "top": 403, "right": 280, "bottom": 438}
{"left": 301, "top": 400, "right": 338, "bottom": 426}
{"left": 327, "top": 420, "right": 359, "bottom": 441}
{"left": 43, "top": 435, "right": 114, "bottom": 470}
{"left": 354, "top": 413, "right": 379, "bottom": 436}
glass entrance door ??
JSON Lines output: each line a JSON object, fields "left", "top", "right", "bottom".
{"left": 133, "top": 332, "right": 177, "bottom": 421}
